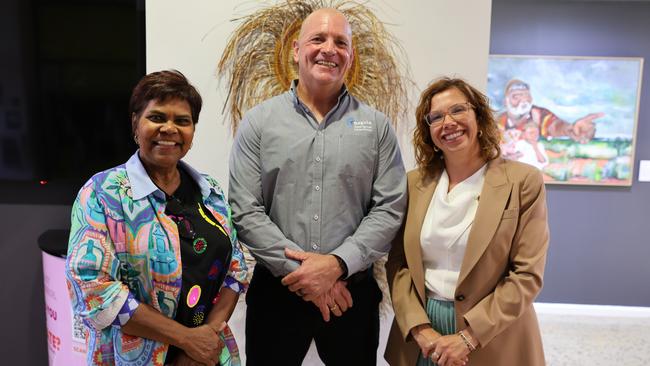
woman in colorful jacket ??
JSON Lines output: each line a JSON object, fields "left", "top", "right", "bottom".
{"left": 66, "top": 70, "right": 248, "bottom": 366}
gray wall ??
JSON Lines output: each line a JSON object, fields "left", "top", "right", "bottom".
{"left": 491, "top": 0, "right": 650, "bottom": 306}
{"left": 0, "top": 204, "right": 70, "bottom": 364}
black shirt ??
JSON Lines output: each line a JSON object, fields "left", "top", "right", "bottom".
{"left": 164, "top": 167, "right": 232, "bottom": 363}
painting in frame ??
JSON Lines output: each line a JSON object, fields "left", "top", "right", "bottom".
{"left": 487, "top": 55, "right": 643, "bottom": 186}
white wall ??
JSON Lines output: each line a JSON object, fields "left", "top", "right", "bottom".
{"left": 146, "top": 1, "right": 491, "bottom": 364}
{"left": 146, "top": 0, "right": 492, "bottom": 181}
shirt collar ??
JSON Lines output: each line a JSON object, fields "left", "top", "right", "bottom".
{"left": 125, "top": 151, "right": 221, "bottom": 201}
{"left": 289, "top": 79, "right": 349, "bottom": 107}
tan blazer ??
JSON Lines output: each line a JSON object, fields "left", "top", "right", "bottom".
{"left": 385, "top": 158, "right": 548, "bottom": 366}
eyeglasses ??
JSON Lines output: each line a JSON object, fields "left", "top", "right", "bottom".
{"left": 166, "top": 197, "right": 196, "bottom": 240}
{"left": 424, "top": 102, "right": 474, "bottom": 127}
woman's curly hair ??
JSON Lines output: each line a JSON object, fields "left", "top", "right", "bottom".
{"left": 413, "top": 77, "right": 501, "bottom": 181}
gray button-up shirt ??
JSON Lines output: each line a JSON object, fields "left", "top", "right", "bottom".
{"left": 228, "top": 81, "right": 406, "bottom": 277}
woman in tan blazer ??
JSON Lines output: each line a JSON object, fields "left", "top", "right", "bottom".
{"left": 385, "top": 78, "right": 548, "bottom": 366}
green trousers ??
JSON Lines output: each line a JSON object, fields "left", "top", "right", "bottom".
{"left": 416, "top": 298, "right": 457, "bottom": 366}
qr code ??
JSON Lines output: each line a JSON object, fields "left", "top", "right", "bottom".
{"left": 72, "top": 314, "right": 87, "bottom": 343}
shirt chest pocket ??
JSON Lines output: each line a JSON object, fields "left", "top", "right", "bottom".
{"left": 337, "top": 134, "right": 377, "bottom": 179}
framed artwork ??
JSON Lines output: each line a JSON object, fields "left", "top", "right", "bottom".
{"left": 487, "top": 55, "right": 643, "bottom": 186}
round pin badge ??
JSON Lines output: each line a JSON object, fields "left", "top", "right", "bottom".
{"left": 193, "top": 237, "right": 207, "bottom": 254}
{"left": 186, "top": 285, "right": 201, "bottom": 308}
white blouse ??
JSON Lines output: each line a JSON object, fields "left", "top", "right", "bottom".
{"left": 420, "top": 164, "right": 487, "bottom": 300}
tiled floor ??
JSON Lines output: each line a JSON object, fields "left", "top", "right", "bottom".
{"left": 230, "top": 301, "right": 650, "bottom": 365}
{"left": 537, "top": 305, "right": 650, "bottom": 366}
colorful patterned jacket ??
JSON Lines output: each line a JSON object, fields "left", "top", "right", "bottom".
{"left": 65, "top": 152, "right": 248, "bottom": 366}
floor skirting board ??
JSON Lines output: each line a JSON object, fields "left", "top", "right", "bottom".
{"left": 535, "top": 302, "right": 650, "bottom": 318}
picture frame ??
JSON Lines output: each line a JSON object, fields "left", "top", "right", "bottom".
{"left": 487, "top": 55, "right": 643, "bottom": 186}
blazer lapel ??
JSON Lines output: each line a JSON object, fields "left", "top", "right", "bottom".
{"left": 405, "top": 174, "right": 438, "bottom": 303}
{"left": 458, "top": 159, "right": 512, "bottom": 286}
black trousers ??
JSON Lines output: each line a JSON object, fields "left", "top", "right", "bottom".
{"left": 245, "top": 265, "right": 381, "bottom": 366}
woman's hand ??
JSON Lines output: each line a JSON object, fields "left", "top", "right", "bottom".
{"left": 410, "top": 324, "right": 440, "bottom": 359}
{"left": 180, "top": 322, "right": 225, "bottom": 366}
{"left": 431, "top": 333, "right": 470, "bottom": 366}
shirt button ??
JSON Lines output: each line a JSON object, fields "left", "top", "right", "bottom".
{"left": 455, "top": 294, "right": 465, "bottom": 301}
{"left": 317, "top": 131, "right": 323, "bottom": 136}
{"left": 311, "top": 242, "right": 318, "bottom": 249}
{"left": 315, "top": 185, "right": 320, "bottom": 191}
{"left": 313, "top": 214, "right": 319, "bottom": 221}
{"left": 315, "top": 156, "right": 321, "bottom": 162}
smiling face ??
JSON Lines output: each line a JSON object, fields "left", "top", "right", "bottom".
{"left": 133, "top": 98, "right": 195, "bottom": 172}
{"left": 429, "top": 87, "right": 481, "bottom": 161}
{"left": 293, "top": 9, "right": 353, "bottom": 92}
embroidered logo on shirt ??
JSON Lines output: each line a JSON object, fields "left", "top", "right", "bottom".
{"left": 193, "top": 305, "right": 206, "bottom": 325}
{"left": 347, "top": 119, "right": 373, "bottom": 132}
{"left": 207, "top": 259, "right": 223, "bottom": 280}
{"left": 193, "top": 237, "right": 207, "bottom": 254}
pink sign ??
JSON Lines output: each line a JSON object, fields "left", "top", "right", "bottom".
{"left": 42, "top": 252, "right": 87, "bottom": 365}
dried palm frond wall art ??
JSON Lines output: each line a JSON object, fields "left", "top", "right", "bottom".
{"left": 217, "top": 0, "right": 411, "bottom": 134}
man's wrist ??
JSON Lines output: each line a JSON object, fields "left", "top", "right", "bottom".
{"left": 332, "top": 255, "right": 348, "bottom": 279}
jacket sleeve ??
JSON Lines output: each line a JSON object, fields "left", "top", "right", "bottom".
{"left": 65, "top": 180, "right": 136, "bottom": 330}
{"left": 463, "top": 168, "right": 549, "bottom": 346}
{"left": 222, "top": 195, "right": 249, "bottom": 295}
{"left": 385, "top": 173, "right": 430, "bottom": 341}
{"left": 330, "top": 114, "right": 407, "bottom": 276}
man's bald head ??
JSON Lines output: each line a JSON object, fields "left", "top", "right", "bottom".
{"left": 298, "top": 8, "right": 352, "bottom": 40}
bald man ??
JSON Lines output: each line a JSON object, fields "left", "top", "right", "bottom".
{"left": 229, "top": 8, "right": 406, "bottom": 365}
